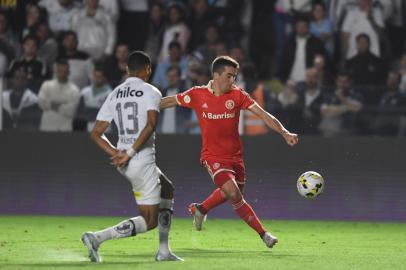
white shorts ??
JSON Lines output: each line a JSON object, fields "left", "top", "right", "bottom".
{"left": 118, "top": 155, "right": 161, "bottom": 205}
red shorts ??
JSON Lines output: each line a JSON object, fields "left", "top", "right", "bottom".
{"left": 201, "top": 159, "right": 246, "bottom": 188}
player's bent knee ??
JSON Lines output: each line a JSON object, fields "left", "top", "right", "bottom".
{"left": 160, "top": 175, "right": 175, "bottom": 198}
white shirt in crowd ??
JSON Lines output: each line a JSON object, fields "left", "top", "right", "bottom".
{"left": 38, "top": 79, "right": 80, "bottom": 131}
{"left": 342, "top": 6, "right": 384, "bottom": 59}
{"left": 161, "top": 88, "right": 178, "bottom": 134}
{"left": 289, "top": 36, "right": 307, "bottom": 82}
{"left": 81, "top": 84, "right": 112, "bottom": 131}
{"left": 39, "top": 0, "right": 80, "bottom": 33}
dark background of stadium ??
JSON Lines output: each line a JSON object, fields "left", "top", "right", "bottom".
{"left": 0, "top": 132, "right": 404, "bottom": 222}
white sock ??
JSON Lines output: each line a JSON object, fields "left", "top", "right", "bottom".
{"left": 158, "top": 199, "right": 174, "bottom": 254}
{"left": 93, "top": 216, "right": 147, "bottom": 244}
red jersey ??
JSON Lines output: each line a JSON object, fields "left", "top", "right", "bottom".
{"left": 176, "top": 83, "right": 256, "bottom": 162}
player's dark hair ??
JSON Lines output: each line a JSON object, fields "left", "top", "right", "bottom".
{"left": 211, "top": 56, "right": 239, "bottom": 75}
{"left": 127, "top": 51, "right": 151, "bottom": 72}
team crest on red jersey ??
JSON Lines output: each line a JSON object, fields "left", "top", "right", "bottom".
{"left": 225, "top": 100, "right": 235, "bottom": 110}
{"left": 183, "top": 94, "right": 191, "bottom": 103}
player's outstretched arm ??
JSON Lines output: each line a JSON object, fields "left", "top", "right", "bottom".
{"left": 249, "top": 103, "right": 299, "bottom": 146}
{"left": 160, "top": 96, "right": 178, "bottom": 110}
{"left": 90, "top": 120, "right": 118, "bottom": 156}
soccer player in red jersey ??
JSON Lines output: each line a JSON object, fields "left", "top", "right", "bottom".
{"left": 160, "top": 56, "right": 298, "bottom": 248}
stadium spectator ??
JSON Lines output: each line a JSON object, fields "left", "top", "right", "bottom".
{"left": 298, "top": 67, "right": 325, "bottom": 134}
{"left": 71, "top": 0, "right": 116, "bottom": 60}
{"left": 310, "top": 2, "right": 334, "bottom": 58}
{"left": 157, "top": 66, "right": 190, "bottom": 134}
{"left": 105, "top": 43, "right": 129, "bottom": 88}
{"left": 341, "top": 0, "right": 384, "bottom": 59}
{"left": 98, "top": 0, "right": 119, "bottom": 23}
{"left": 76, "top": 67, "right": 112, "bottom": 132}
{"left": 152, "top": 41, "right": 188, "bottom": 90}
{"left": 144, "top": 2, "right": 165, "bottom": 68}
{"left": 188, "top": 0, "right": 216, "bottom": 52}
{"left": 7, "top": 34, "right": 47, "bottom": 93}
{"left": 158, "top": 2, "right": 190, "bottom": 61}
{"left": 274, "top": 80, "right": 302, "bottom": 133}
{"left": 313, "top": 54, "right": 334, "bottom": 91}
{"left": 249, "top": 0, "right": 274, "bottom": 79}
{"left": 398, "top": 53, "right": 406, "bottom": 94}
{"left": 374, "top": 72, "right": 406, "bottom": 136}
{"left": 278, "top": 17, "right": 326, "bottom": 83}
{"left": 38, "top": 59, "right": 80, "bottom": 132}
{"left": 117, "top": 0, "right": 148, "bottom": 51}
{"left": 0, "top": 11, "right": 20, "bottom": 64}
{"left": 38, "top": 0, "right": 81, "bottom": 34}
{"left": 346, "top": 33, "right": 386, "bottom": 104}
{"left": 194, "top": 23, "right": 222, "bottom": 68}
{"left": 35, "top": 22, "right": 58, "bottom": 72}
{"left": 384, "top": 0, "right": 406, "bottom": 59}
{"left": 58, "top": 31, "right": 94, "bottom": 89}
{"left": 0, "top": 52, "right": 6, "bottom": 77}
{"left": 21, "top": 4, "right": 46, "bottom": 38}
{"left": 229, "top": 44, "right": 249, "bottom": 87}
{"left": 320, "top": 71, "right": 363, "bottom": 136}
{"left": 272, "top": 0, "right": 313, "bottom": 67}
{"left": 2, "top": 68, "right": 41, "bottom": 130}
{"left": 241, "top": 63, "right": 268, "bottom": 135}
{"left": 160, "top": 56, "right": 298, "bottom": 248}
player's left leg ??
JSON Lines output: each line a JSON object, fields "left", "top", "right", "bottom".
{"left": 81, "top": 205, "right": 157, "bottom": 263}
{"left": 155, "top": 171, "right": 183, "bottom": 261}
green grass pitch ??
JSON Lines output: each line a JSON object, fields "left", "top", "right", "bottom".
{"left": 0, "top": 216, "right": 405, "bottom": 270}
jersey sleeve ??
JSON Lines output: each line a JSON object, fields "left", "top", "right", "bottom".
{"left": 145, "top": 87, "right": 162, "bottom": 112}
{"left": 240, "top": 89, "right": 256, "bottom": 110}
{"left": 175, "top": 88, "right": 197, "bottom": 109}
{"left": 96, "top": 94, "right": 114, "bottom": 122}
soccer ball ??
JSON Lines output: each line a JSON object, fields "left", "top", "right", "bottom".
{"left": 297, "top": 171, "right": 324, "bottom": 198}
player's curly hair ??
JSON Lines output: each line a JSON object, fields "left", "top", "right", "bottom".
{"left": 127, "top": 51, "right": 151, "bottom": 72}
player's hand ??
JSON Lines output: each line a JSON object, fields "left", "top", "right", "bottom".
{"left": 283, "top": 132, "right": 299, "bottom": 146}
{"left": 110, "top": 151, "right": 130, "bottom": 168}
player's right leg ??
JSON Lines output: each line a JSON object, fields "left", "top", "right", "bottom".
{"left": 218, "top": 174, "right": 278, "bottom": 249}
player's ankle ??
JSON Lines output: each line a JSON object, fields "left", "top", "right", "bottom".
{"left": 196, "top": 204, "right": 207, "bottom": 215}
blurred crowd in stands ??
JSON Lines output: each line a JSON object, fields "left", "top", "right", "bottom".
{"left": 1, "top": 0, "right": 406, "bottom": 137}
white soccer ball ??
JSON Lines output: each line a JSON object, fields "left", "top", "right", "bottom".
{"left": 297, "top": 171, "right": 325, "bottom": 199}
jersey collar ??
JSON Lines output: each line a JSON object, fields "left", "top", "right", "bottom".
{"left": 125, "top": 76, "right": 144, "bottom": 83}
{"left": 207, "top": 80, "right": 215, "bottom": 94}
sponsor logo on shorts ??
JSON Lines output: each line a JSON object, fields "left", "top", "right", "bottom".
{"left": 225, "top": 100, "right": 235, "bottom": 110}
{"left": 213, "top": 163, "right": 220, "bottom": 169}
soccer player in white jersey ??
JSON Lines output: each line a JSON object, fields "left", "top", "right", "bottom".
{"left": 81, "top": 51, "right": 183, "bottom": 262}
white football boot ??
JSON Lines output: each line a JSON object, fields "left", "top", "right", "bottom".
{"left": 81, "top": 232, "right": 101, "bottom": 262}
{"left": 187, "top": 203, "right": 207, "bottom": 231}
{"left": 262, "top": 232, "right": 278, "bottom": 249}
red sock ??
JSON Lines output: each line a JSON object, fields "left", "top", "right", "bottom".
{"left": 232, "top": 197, "right": 266, "bottom": 236}
{"left": 199, "top": 188, "right": 227, "bottom": 214}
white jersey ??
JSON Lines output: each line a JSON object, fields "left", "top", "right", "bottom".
{"left": 97, "top": 77, "right": 162, "bottom": 158}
